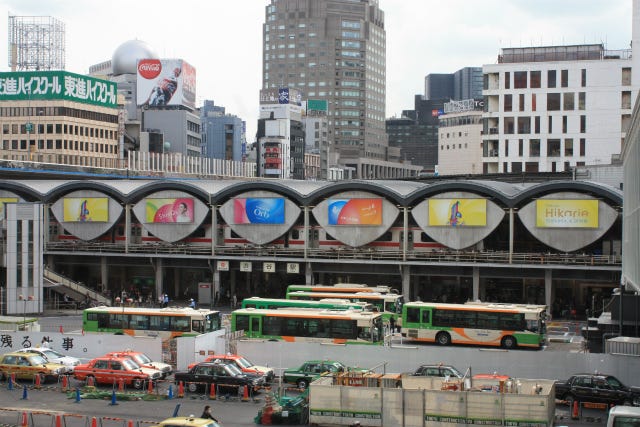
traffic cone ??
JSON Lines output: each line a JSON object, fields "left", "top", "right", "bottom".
{"left": 127, "top": 420, "right": 134, "bottom": 427}
{"left": 61, "top": 375, "right": 68, "bottom": 392}
{"left": 21, "top": 385, "right": 28, "bottom": 400}
{"left": 55, "top": 414, "right": 63, "bottom": 427}
{"left": 167, "top": 385, "right": 174, "bottom": 400}
{"left": 90, "top": 417, "right": 97, "bottom": 427}
{"left": 20, "top": 411, "right": 27, "bottom": 427}
{"left": 7, "top": 375, "right": 13, "bottom": 391}
{"left": 34, "top": 373, "right": 41, "bottom": 389}
{"left": 87, "top": 376, "right": 95, "bottom": 387}
{"left": 10, "top": 373, "right": 16, "bottom": 389}
{"left": 110, "top": 389, "right": 118, "bottom": 406}
{"left": 118, "top": 378, "right": 125, "bottom": 393}
{"left": 177, "top": 381, "right": 184, "bottom": 398}
{"left": 209, "top": 383, "right": 216, "bottom": 400}
{"left": 571, "top": 400, "right": 579, "bottom": 420}
{"left": 74, "top": 387, "right": 81, "bottom": 403}
{"left": 242, "top": 384, "right": 250, "bottom": 402}
{"left": 147, "top": 379, "right": 154, "bottom": 395}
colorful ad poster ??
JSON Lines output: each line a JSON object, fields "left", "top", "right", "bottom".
{"left": 63, "top": 198, "right": 109, "bottom": 222}
{"left": 536, "top": 199, "right": 599, "bottom": 228}
{"left": 146, "top": 198, "right": 194, "bottom": 223}
{"left": 234, "top": 198, "right": 285, "bottom": 224}
{"left": 136, "top": 59, "right": 196, "bottom": 109}
{"left": 428, "top": 199, "right": 487, "bottom": 227}
{"left": 0, "top": 197, "right": 18, "bottom": 220}
{"left": 328, "top": 198, "right": 382, "bottom": 226}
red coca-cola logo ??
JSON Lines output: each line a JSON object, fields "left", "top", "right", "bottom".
{"left": 138, "top": 59, "right": 162, "bottom": 79}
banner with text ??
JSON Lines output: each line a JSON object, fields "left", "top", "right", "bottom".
{"left": 536, "top": 199, "right": 599, "bottom": 228}
{"left": 328, "top": 198, "right": 382, "bottom": 225}
{"left": 233, "top": 198, "right": 285, "bottom": 224}
{"left": 145, "top": 198, "right": 194, "bottom": 223}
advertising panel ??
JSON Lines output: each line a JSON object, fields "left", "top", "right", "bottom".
{"left": 0, "top": 71, "right": 117, "bottom": 108}
{"left": 63, "top": 198, "right": 109, "bottom": 222}
{"left": 536, "top": 199, "right": 599, "bottom": 228}
{"left": 233, "top": 198, "right": 285, "bottom": 224}
{"left": 136, "top": 59, "right": 196, "bottom": 109}
{"left": 428, "top": 199, "right": 487, "bottom": 227}
{"left": 0, "top": 197, "right": 18, "bottom": 220}
{"left": 259, "top": 87, "right": 302, "bottom": 105}
{"left": 328, "top": 198, "right": 382, "bottom": 225}
{"left": 145, "top": 198, "right": 194, "bottom": 223}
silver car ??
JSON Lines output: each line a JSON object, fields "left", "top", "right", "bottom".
{"left": 15, "top": 347, "right": 81, "bottom": 373}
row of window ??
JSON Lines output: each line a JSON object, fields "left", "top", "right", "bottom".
{"left": 2, "top": 122, "right": 117, "bottom": 140}
{"left": 0, "top": 106, "right": 118, "bottom": 124}
{"left": 496, "top": 115, "right": 587, "bottom": 135}
{"left": 503, "top": 92, "right": 587, "bottom": 112}
{"left": 485, "top": 138, "right": 586, "bottom": 157}
{"left": 1, "top": 139, "right": 117, "bottom": 154}
{"left": 406, "top": 307, "right": 527, "bottom": 331}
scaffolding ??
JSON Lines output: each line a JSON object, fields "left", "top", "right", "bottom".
{"left": 8, "top": 15, "right": 66, "bottom": 71}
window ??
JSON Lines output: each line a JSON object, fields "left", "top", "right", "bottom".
{"left": 514, "top": 71, "right": 527, "bottom": 88}
{"left": 504, "top": 72, "right": 510, "bottom": 89}
{"left": 560, "top": 69, "right": 568, "bottom": 87}
{"left": 622, "top": 67, "right": 632, "bottom": 86}
{"left": 580, "top": 138, "right": 586, "bottom": 156}
{"left": 580, "top": 115, "right": 586, "bottom": 133}
{"left": 548, "top": 116, "right": 553, "bottom": 133}
{"left": 565, "top": 139, "right": 573, "bottom": 156}
{"left": 547, "top": 139, "right": 560, "bottom": 157}
{"left": 532, "top": 93, "right": 537, "bottom": 111}
{"left": 530, "top": 71, "right": 541, "bottom": 88}
{"left": 534, "top": 116, "right": 540, "bottom": 134}
{"left": 563, "top": 93, "right": 574, "bottom": 110}
{"left": 547, "top": 93, "right": 561, "bottom": 110}
{"left": 578, "top": 92, "right": 585, "bottom": 110}
{"left": 530, "top": 139, "right": 540, "bottom": 157}
{"left": 518, "top": 117, "right": 531, "bottom": 134}
{"left": 547, "top": 70, "right": 556, "bottom": 88}
{"left": 519, "top": 94, "right": 525, "bottom": 111}
{"left": 504, "top": 94, "right": 512, "bottom": 111}
{"left": 504, "top": 117, "right": 514, "bottom": 134}
{"left": 581, "top": 69, "right": 587, "bottom": 87}
{"left": 519, "top": 139, "right": 524, "bottom": 156}
{"left": 504, "top": 139, "right": 509, "bottom": 157}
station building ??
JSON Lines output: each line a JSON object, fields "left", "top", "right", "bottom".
{"left": 0, "top": 177, "right": 621, "bottom": 318}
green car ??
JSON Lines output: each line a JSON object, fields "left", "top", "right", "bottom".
{"left": 282, "top": 360, "right": 352, "bottom": 389}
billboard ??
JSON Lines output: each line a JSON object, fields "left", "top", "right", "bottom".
{"left": 536, "top": 199, "right": 599, "bottom": 228}
{"left": 137, "top": 59, "right": 196, "bottom": 109}
{"left": 259, "top": 87, "right": 303, "bottom": 105}
{"left": 0, "top": 197, "right": 18, "bottom": 220}
{"left": 234, "top": 198, "right": 285, "bottom": 224}
{"left": 0, "top": 71, "right": 117, "bottom": 108}
{"left": 328, "top": 199, "right": 382, "bottom": 225}
{"left": 145, "top": 198, "right": 194, "bottom": 223}
{"left": 428, "top": 199, "right": 487, "bottom": 227}
{"left": 63, "top": 198, "right": 109, "bottom": 222}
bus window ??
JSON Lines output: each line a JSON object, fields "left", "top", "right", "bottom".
{"left": 192, "top": 320, "right": 203, "bottom": 333}
{"left": 235, "top": 315, "right": 249, "bottom": 333}
{"left": 421, "top": 310, "right": 430, "bottom": 324}
{"left": 406, "top": 307, "right": 420, "bottom": 323}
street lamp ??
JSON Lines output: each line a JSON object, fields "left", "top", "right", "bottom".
{"left": 18, "top": 294, "right": 34, "bottom": 331}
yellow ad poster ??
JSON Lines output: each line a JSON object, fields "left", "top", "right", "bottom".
{"left": 63, "top": 198, "right": 109, "bottom": 222}
{"left": 0, "top": 197, "right": 18, "bottom": 220}
{"left": 536, "top": 199, "right": 598, "bottom": 228}
{"left": 428, "top": 199, "right": 487, "bottom": 227}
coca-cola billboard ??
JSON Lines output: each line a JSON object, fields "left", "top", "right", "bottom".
{"left": 136, "top": 58, "right": 196, "bottom": 109}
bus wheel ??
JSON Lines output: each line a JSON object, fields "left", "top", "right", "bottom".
{"left": 436, "top": 332, "right": 451, "bottom": 346}
{"left": 501, "top": 335, "right": 517, "bottom": 349}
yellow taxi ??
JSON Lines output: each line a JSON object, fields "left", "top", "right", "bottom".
{"left": 0, "top": 351, "right": 67, "bottom": 383}
{"left": 150, "top": 417, "right": 221, "bottom": 427}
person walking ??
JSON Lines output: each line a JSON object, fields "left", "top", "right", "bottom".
{"left": 200, "top": 405, "right": 218, "bottom": 422}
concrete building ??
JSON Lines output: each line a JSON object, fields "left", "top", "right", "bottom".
{"left": 262, "top": 0, "right": 416, "bottom": 179}
{"left": 425, "top": 67, "right": 483, "bottom": 101}
{"left": 482, "top": 43, "right": 635, "bottom": 174}
{"left": 437, "top": 99, "right": 484, "bottom": 175}
{"left": 200, "top": 100, "right": 245, "bottom": 162}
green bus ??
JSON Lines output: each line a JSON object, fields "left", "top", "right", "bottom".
{"left": 241, "top": 297, "right": 373, "bottom": 311}
{"left": 400, "top": 301, "right": 547, "bottom": 349}
{"left": 231, "top": 307, "right": 384, "bottom": 345}
{"left": 285, "top": 283, "right": 398, "bottom": 296}
{"left": 286, "top": 290, "right": 403, "bottom": 324}
{"left": 82, "top": 306, "right": 222, "bottom": 341}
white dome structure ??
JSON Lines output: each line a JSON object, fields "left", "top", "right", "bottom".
{"left": 111, "top": 39, "right": 159, "bottom": 75}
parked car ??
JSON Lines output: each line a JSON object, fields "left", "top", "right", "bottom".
{"left": 150, "top": 417, "right": 221, "bottom": 427}
{"left": 607, "top": 406, "right": 640, "bottom": 427}
{"left": 282, "top": 360, "right": 358, "bottom": 389}
{"left": 0, "top": 351, "right": 67, "bottom": 383}
{"left": 188, "top": 354, "right": 274, "bottom": 382}
{"left": 73, "top": 356, "right": 161, "bottom": 389}
{"left": 15, "top": 347, "right": 80, "bottom": 373}
{"left": 411, "top": 364, "right": 463, "bottom": 379}
{"left": 104, "top": 350, "right": 172, "bottom": 378}
{"left": 555, "top": 373, "right": 640, "bottom": 407}
{"left": 174, "top": 361, "right": 264, "bottom": 394}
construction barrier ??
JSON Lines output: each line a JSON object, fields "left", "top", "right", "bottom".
{"left": 0, "top": 408, "right": 168, "bottom": 427}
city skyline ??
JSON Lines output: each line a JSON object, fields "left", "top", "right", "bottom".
{"left": 0, "top": 0, "right": 632, "bottom": 142}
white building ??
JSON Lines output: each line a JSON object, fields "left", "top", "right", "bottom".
{"left": 438, "top": 99, "right": 484, "bottom": 175}
{"left": 257, "top": 101, "right": 303, "bottom": 179}
{"left": 482, "top": 44, "right": 635, "bottom": 173}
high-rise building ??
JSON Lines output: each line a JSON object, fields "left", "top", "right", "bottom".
{"left": 424, "top": 67, "right": 483, "bottom": 101}
{"left": 200, "top": 100, "right": 245, "bottom": 161}
{"left": 482, "top": 44, "right": 634, "bottom": 173}
{"left": 262, "top": 0, "right": 416, "bottom": 179}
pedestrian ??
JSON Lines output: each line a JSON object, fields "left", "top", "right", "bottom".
{"left": 389, "top": 316, "right": 396, "bottom": 334}
{"left": 200, "top": 405, "right": 218, "bottom": 422}
{"left": 189, "top": 298, "right": 196, "bottom": 309}
{"left": 232, "top": 293, "right": 237, "bottom": 308}
{"left": 163, "top": 294, "right": 169, "bottom": 308}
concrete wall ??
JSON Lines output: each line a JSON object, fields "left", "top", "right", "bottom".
{"left": 518, "top": 192, "right": 618, "bottom": 252}
{"left": 50, "top": 190, "right": 123, "bottom": 241}
{"left": 412, "top": 192, "right": 505, "bottom": 250}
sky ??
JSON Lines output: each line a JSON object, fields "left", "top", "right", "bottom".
{"left": 0, "top": 0, "right": 633, "bottom": 142}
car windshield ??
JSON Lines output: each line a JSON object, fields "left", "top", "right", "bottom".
{"left": 122, "top": 359, "right": 141, "bottom": 370}
{"left": 224, "top": 364, "right": 243, "bottom": 376}
{"left": 28, "top": 355, "right": 47, "bottom": 365}
{"left": 41, "top": 349, "right": 64, "bottom": 359}
{"left": 236, "top": 357, "right": 253, "bottom": 368}
{"left": 133, "top": 354, "right": 152, "bottom": 364}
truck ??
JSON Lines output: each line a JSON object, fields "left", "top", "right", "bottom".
{"left": 607, "top": 405, "right": 640, "bottom": 427}
{"left": 554, "top": 373, "right": 640, "bottom": 407}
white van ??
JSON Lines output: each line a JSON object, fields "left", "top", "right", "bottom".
{"left": 607, "top": 406, "right": 640, "bottom": 427}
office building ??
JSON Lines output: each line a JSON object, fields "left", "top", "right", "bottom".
{"left": 482, "top": 44, "right": 634, "bottom": 173}
{"left": 425, "top": 67, "right": 483, "bottom": 101}
{"left": 201, "top": 100, "right": 245, "bottom": 162}
{"left": 437, "top": 99, "right": 484, "bottom": 175}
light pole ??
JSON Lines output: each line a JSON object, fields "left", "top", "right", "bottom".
{"left": 18, "top": 294, "right": 34, "bottom": 331}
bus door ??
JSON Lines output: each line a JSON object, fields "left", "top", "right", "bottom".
{"left": 249, "top": 315, "right": 262, "bottom": 338}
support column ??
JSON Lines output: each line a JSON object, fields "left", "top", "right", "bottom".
{"left": 305, "top": 262, "right": 313, "bottom": 285}
{"left": 173, "top": 267, "right": 180, "bottom": 299}
{"left": 508, "top": 208, "right": 514, "bottom": 264}
{"left": 211, "top": 204, "right": 217, "bottom": 256}
{"left": 155, "top": 258, "right": 164, "bottom": 301}
{"left": 545, "top": 269, "right": 552, "bottom": 318}
{"left": 125, "top": 204, "right": 131, "bottom": 254}
{"left": 100, "top": 257, "right": 108, "bottom": 294}
{"left": 473, "top": 267, "right": 480, "bottom": 302}
{"left": 401, "top": 265, "right": 411, "bottom": 300}
{"left": 230, "top": 269, "right": 237, "bottom": 304}
{"left": 402, "top": 207, "right": 408, "bottom": 262}
{"left": 213, "top": 270, "right": 221, "bottom": 306}
{"left": 303, "top": 206, "right": 309, "bottom": 259}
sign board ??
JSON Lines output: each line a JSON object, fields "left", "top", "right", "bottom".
{"left": 263, "top": 262, "right": 276, "bottom": 273}
{"left": 428, "top": 199, "right": 487, "bottom": 227}
{"left": 217, "top": 260, "right": 229, "bottom": 271}
{"left": 240, "top": 261, "right": 252, "bottom": 272}
{"left": 536, "top": 199, "right": 599, "bottom": 228}
{"left": 136, "top": 59, "right": 196, "bottom": 109}
{"left": 286, "top": 263, "right": 300, "bottom": 274}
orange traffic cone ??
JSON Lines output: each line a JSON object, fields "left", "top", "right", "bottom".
{"left": 61, "top": 375, "right": 68, "bottom": 392}
{"left": 118, "top": 378, "right": 125, "bottom": 393}
{"left": 34, "top": 373, "right": 41, "bottom": 389}
{"left": 147, "top": 380, "right": 154, "bottom": 394}
{"left": 87, "top": 376, "right": 95, "bottom": 387}
{"left": 20, "top": 412, "right": 28, "bottom": 427}
{"left": 90, "top": 416, "right": 98, "bottom": 427}
{"left": 209, "top": 383, "right": 216, "bottom": 400}
{"left": 177, "top": 381, "right": 184, "bottom": 398}
{"left": 242, "top": 384, "right": 250, "bottom": 402}
{"left": 571, "top": 400, "right": 579, "bottom": 420}
{"left": 55, "top": 414, "right": 63, "bottom": 427}
{"left": 127, "top": 420, "right": 134, "bottom": 427}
